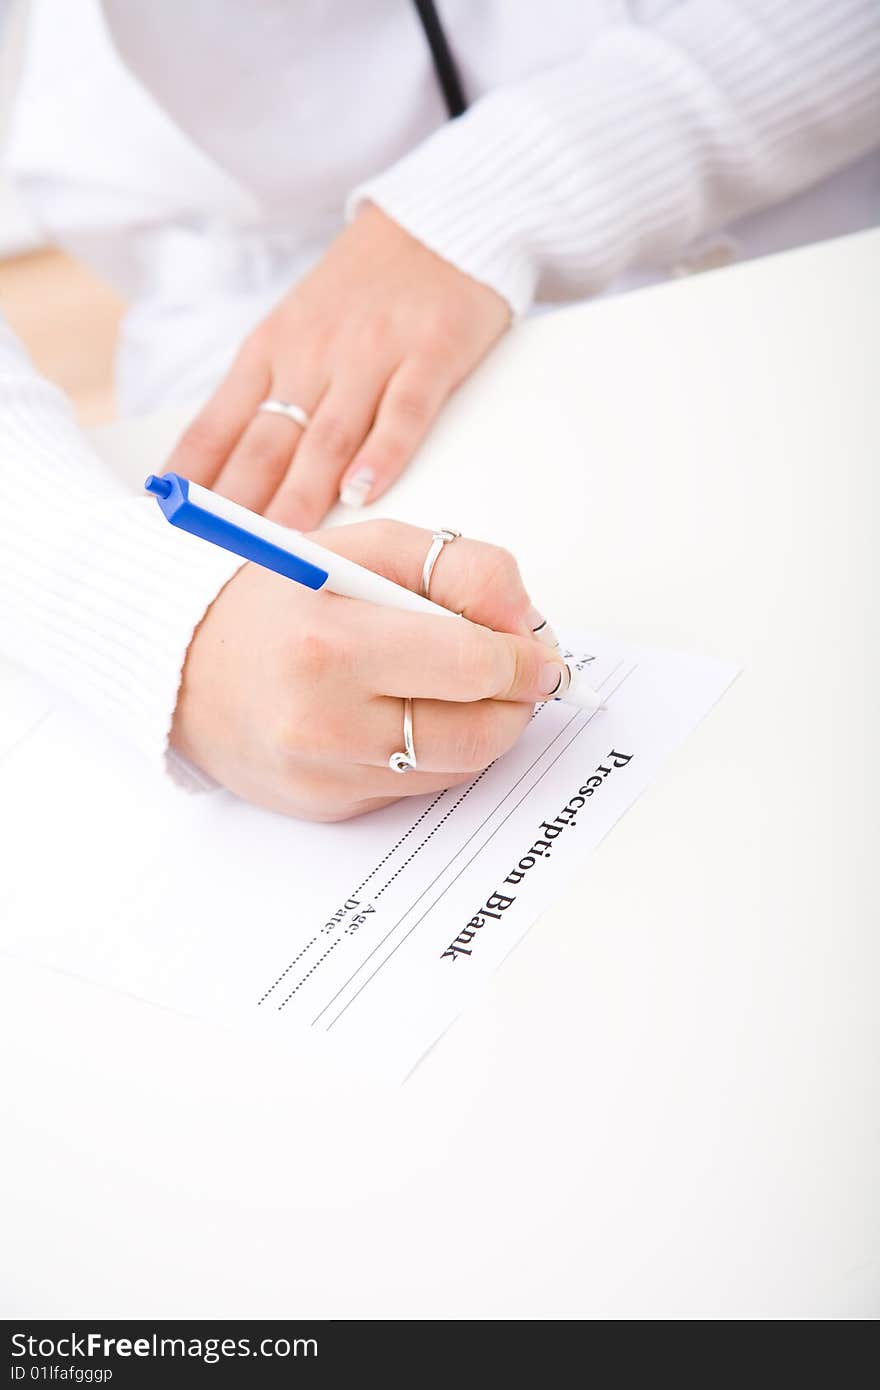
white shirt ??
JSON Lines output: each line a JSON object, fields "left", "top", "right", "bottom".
{"left": 1, "top": 0, "right": 878, "bottom": 778}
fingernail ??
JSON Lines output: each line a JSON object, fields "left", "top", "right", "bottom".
{"left": 340, "top": 468, "right": 375, "bottom": 508}
{"left": 537, "top": 663, "right": 604, "bottom": 710}
{"left": 538, "top": 661, "right": 568, "bottom": 697}
{"left": 527, "top": 605, "right": 560, "bottom": 648}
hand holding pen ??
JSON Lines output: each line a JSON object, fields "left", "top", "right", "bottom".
{"left": 147, "top": 477, "right": 601, "bottom": 821}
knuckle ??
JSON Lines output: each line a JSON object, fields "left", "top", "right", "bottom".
{"left": 294, "top": 628, "right": 336, "bottom": 683}
{"left": 455, "top": 627, "right": 503, "bottom": 697}
{"left": 370, "top": 518, "right": 410, "bottom": 549}
{"left": 361, "top": 309, "right": 393, "bottom": 350}
{"left": 422, "top": 310, "right": 460, "bottom": 353}
{"left": 271, "top": 485, "right": 316, "bottom": 528}
{"left": 244, "top": 436, "right": 285, "bottom": 476}
{"left": 310, "top": 413, "right": 357, "bottom": 462}
{"left": 480, "top": 543, "right": 522, "bottom": 596}
{"left": 371, "top": 431, "right": 408, "bottom": 468}
{"left": 463, "top": 544, "right": 528, "bottom": 629}
{"left": 276, "top": 306, "right": 329, "bottom": 355}
{"left": 276, "top": 695, "right": 348, "bottom": 766}
{"left": 454, "top": 706, "right": 503, "bottom": 771}
{"left": 390, "top": 384, "right": 432, "bottom": 426}
{"left": 275, "top": 703, "right": 311, "bottom": 759}
{"left": 312, "top": 707, "right": 350, "bottom": 759}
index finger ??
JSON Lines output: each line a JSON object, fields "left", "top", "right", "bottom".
{"left": 309, "top": 520, "right": 557, "bottom": 645}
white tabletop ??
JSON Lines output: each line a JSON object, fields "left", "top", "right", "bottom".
{"left": 2, "top": 230, "right": 877, "bottom": 1319}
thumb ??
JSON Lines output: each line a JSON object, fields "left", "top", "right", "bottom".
{"left": 479, "top": 626, "right": 601, "bottom": 711}
{"left": 485, "top": 629, "right": 586, "bottom": 706}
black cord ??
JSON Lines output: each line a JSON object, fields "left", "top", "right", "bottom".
{"left": 412, "top": 0, "right": 468, "bottom": 119}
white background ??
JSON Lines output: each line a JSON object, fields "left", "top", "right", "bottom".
{"left": 1, "top": 229, "right": 877, "bottom": 1318}
{"left": 0, "top": 1, "right": 41, "bottom": 256}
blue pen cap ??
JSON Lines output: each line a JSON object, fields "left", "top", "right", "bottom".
{"left": 143, "top": 471, "right": 329, "bottom": 591}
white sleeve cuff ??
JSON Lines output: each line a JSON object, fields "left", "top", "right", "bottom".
{"left": 0, "top": 323, "right": 244, "bottom": 788}
{"left": 349, "top": 1, "right": 880, "bottom": 315}
{"left": 3, "top": 490, "right": 245, "bottom": 788}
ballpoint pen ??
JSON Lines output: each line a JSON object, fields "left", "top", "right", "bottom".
{"left": 144, "top": 472, "right": 603, "bottom": 710}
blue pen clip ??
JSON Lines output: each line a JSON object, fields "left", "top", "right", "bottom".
{"left": 144, "top": 472, "right": 329, "bottom": 590}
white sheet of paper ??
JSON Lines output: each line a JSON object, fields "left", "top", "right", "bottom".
{"left": 0, "top": 637, "right": 737, "bottom": 1081}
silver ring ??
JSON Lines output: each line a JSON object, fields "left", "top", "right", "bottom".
{"left": 421, "top": 528, "right": 461, "bottom": 599}
{"left": 257, "top": 398, "right": 310, "bottom": 429}
{"left": 389, "top": 697, "right": 417, "bottom": 774}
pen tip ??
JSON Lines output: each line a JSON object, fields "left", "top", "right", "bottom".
{"left": 563, "top": 666, "right": 604, "bottom": 712}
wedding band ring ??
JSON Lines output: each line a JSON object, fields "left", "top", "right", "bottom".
{"left": 389, "top": 697, "right": 417, "bottom": 774}
{"left": 421, "top": 528, "right": 461, "bottom": 599}
{"left": 257, "top": 398, "right": 310, "bottom": 429}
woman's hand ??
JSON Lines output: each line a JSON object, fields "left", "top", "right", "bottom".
{"left": 167, "top": 206, "right": 510, "bottom": 528}
{"left": 171, "top": 521, "right": 563, "bottom": 821}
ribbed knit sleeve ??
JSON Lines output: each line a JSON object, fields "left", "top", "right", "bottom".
{"left": 349, "top": 0, "right": 880, "bottom": 313}
{"left": 0, "top": 319, "right": 243, "bottom": 784}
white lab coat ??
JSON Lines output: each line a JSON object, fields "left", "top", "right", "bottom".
{"left": 0, "top": 0, "right": 877, "bottom": 776}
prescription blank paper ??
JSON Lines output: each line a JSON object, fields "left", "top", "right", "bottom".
{"left": 0, "top": 638, "right": 737, "bottom": 1081}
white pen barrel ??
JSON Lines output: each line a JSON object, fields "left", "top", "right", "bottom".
{"left": 188, "top": 482, "right": 456, "bottom": 620}
{"left": 317, "top": 549, "right": 455, "bottom": 618}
